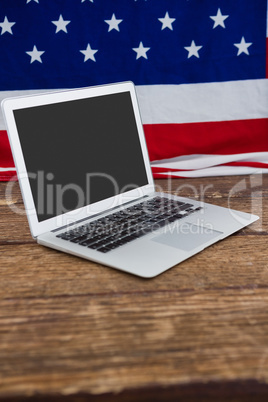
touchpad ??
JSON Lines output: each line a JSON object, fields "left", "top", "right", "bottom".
{"left": 151, "top": 223, "right": 223, "bottom": 251}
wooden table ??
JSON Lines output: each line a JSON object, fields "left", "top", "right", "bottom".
{"left": 0, "top": 175, "right": 268, "bottom": 401}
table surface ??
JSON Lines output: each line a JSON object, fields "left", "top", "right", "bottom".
{"left": 0, "top": 175, "right": 268, "bottom": 402}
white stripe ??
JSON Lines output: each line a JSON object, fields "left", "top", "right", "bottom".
{"left": 0, "top": 167, "right": 16, "bottom": 172}
{"left": 151, "top": 152, "right": 268, "bottom": 170}
{"left": 136, "top": 79, "right": 268, "bottom": 124}
{"left": 0, "top": 80, "right": 268, "bottom": 130}
{"left": 155, "top": 166, "right": 268, "bottom": 178}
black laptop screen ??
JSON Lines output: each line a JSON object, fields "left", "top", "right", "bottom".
{"left": 13, "top": 91, "right": 149, "bottom": 222}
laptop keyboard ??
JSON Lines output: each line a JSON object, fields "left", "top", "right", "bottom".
{"left": 56, "top": 196, "right": 202, "bottom": 253}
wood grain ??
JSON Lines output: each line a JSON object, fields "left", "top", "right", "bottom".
{"left": 0, "top": 176, "right": 268, "bottom": 401}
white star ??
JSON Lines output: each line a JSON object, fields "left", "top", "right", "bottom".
{"left": 104, "top": 14, "right": 123, "bottom": 32}
{"left": 52, "top": 15, "right": 71, "bottom": 34}
{"left": 26, "top": 0, "right": 39, "bottom": 3}
{"left": 158, "top": 12, "right": 176, "bottom": 31}
{"left": 184, "top": 40, "right": 203, "bottom": 58}
{"left": 0, "top": 16, "right": 16, "bottom": 35}
{"left": 81, "top": 0, "right": 94, "bottom": 2}
{"left": 80, "top": 43, "right": 98, "bottom": 62}
{"left": 234, "top": 36, "right": 252, "bottom": 56}
{"left": 26, "top": 45, "right": 45, "bottom": 63}
{"left": 132, "top": 42, "right": 150, "bottom": 60}
{"left": 210, "top": 8, "right": 229, "bottom": 29}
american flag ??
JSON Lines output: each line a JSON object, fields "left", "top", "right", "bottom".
{"left": 0, "top": 0, "right": 267, "bottom": 180}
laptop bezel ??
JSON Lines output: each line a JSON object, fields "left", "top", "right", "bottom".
{"left": 2, "top": 82, "right": 155, "bottom": 238}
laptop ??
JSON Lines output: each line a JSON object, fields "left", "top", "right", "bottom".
{"left": 1, "top": 82, "right": 259, "bottom": 278}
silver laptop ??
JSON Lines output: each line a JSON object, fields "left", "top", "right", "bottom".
{"left": 1, "top": 82, "right": 258, "bottom": 278}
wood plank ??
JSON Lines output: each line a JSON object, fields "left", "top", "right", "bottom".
{"left": 0, "top": 287, "right": 268, "bottom": 397}
{"left": 0, "top": 235, "right": 268, "bottom": 299}
{"left": 0, "top": 175, "right": 268, "bottom": 400}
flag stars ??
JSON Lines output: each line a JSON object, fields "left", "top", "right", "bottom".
{"left": 26, "top": 45, "right": 45, "bottom": 63}
{"left": 158, "top": 12, "right": 176, "bottom": 31}
{"left": 105, "top": 14, "right": 123, "bottom": 32}
{"left": 80, "top": 43, "right": 98, "bottom": 62}
{"left": 210, "top": 8, "right": 229, "bottom": 29}
{"left": 26, "top": 0, "right": 39, "bottom": 3}
{"left": 234, "top": 37, "right": 252, "bottom": 56}
{"left": 132, "top": 42, "right": 150, "bottom": 59}
{"left": 52, "top": 15, "right": 71, "bottom": 34}
{"left": 184, "top": 40, "right": 203, "bottom": 58}
{"left": 0, "top": 16, "right": 16, "bottom": 35}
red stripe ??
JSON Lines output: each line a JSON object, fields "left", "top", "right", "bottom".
{"left": 144, "top": 118, "right": 268, "bottom": 162}
{"left": 0, "top": 130, "right": 16, "bottom": 181}
{"left": 0, "top": 171, "right": 17, "bottom": 181}
{"left": 224, "top": 161, "right": 268, "bottom": 168}
{"left": 152, "top": 167, "right": 194, "bottom": 173}
{"left": 153, "top": 173, "right": 185, "bottom": 179}
{"left": 0, "top": 130, "right": 14, "bottom": 167}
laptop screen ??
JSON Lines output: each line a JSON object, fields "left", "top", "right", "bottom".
{"left": 13, "top": 91, "right": 149, "bottom": 222}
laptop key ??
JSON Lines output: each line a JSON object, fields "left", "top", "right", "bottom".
{"left": 177, "top": 203, "right": 194, "bottom": 211}
{"left": 97, "top": 246, "right": 111, "bottom": 253}
{"left": 57, "top": 232, "right": 79, "bottom": 241}
{"left": 87, "top": 243, "right": 100, "bottom": 250}
{"left": 80, "top": 238, "right": 99, "bottom": 247}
